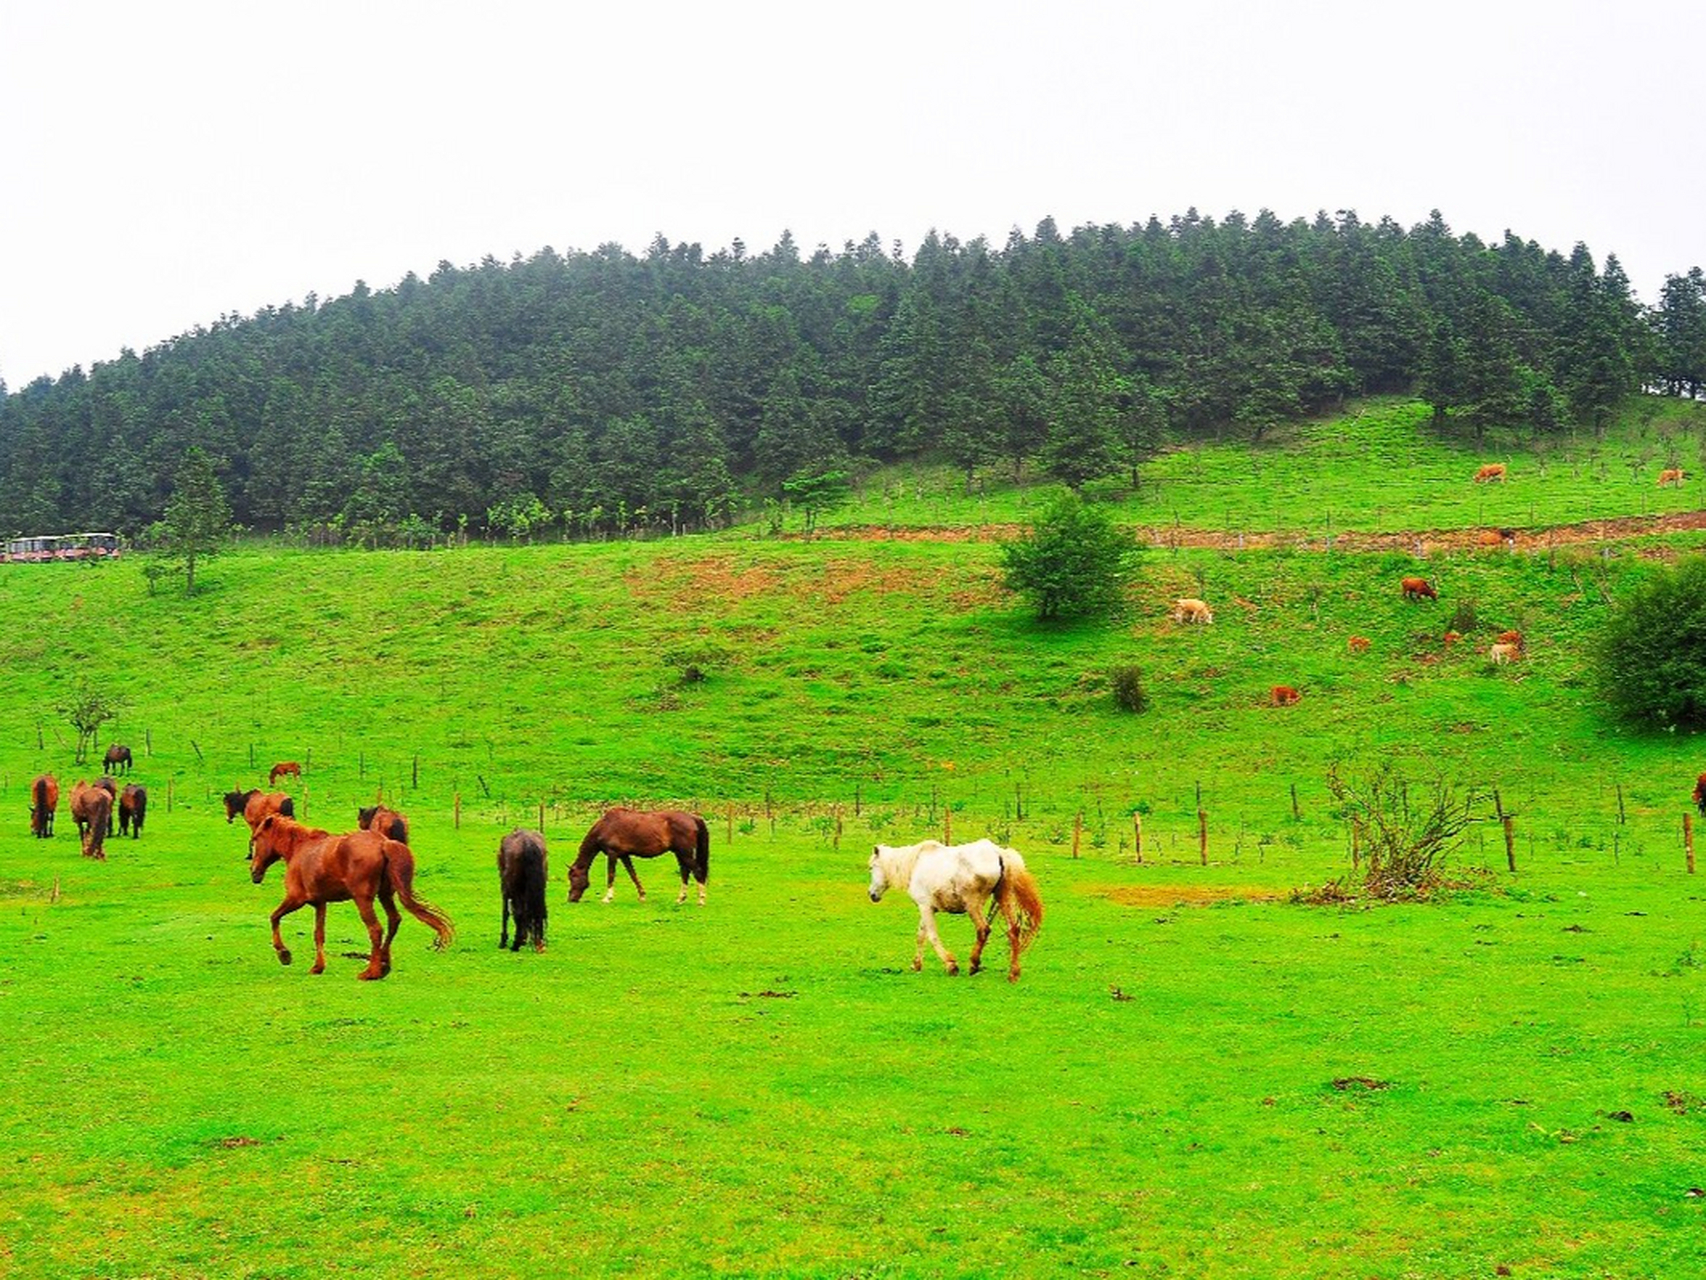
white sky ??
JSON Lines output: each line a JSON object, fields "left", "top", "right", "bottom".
{"left": 2, "top": 0, "right": 1701, "bottom": 387}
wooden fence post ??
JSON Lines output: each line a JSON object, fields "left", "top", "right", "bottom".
{"left": 539, "top": 801, "right": 546, "bottom": 831}
{"left": 1687, "top": 813, "right": 1696, "bottom": 875}
{"left": 167, "top": 777, "right": 173, "bottom": 813}
{"left": 454, "top": 793, "right": 461, "bottom": 829}
{"left": 1198, "top": 809, "right": 1208, "bottom": 865}
{"left": 1072, "top": 810, "right": 1083, "bottom": 859}
{"left": 943, "top": 807, "right": 952, "bottom": 845}
{"left": 1350, "top": 820, "right": 1359, "bottom": 868}
{"left": 1290, "top": 782, "right": 1300, "bottom": 821}
{"left": 727, "top": 802, "right": 734, "bottom": 847}
{"left": 1133, "top": 812, "right": 1143, "bottom": 864}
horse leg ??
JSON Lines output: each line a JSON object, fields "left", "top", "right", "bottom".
{"left": 917, "top": 904, "right": 957, "bottom": 976}
{"left": 269, "top": 897, "right": 306, "bottom": 965}
{"left": 500, "top": 890, "right": 511, "bottom": 950}
{"left": 603, "top": 854, "right": 618, "bottom": 904}
{"left": 378, "top": 887, "right": 401, "bottom": 974}
{"left": 355, "top": 894, "right": 388, "bottom": 980}
{"left": 623, "top": 855, "right": 646, "bottom": 902}
{"left": 309, "top": 903, "right": 328, "bottom": 975}
{"left": 966, "top": 894, "right": 993, "bottom": 976}
{"left": 675, "top": 853, "right": 691, "bottom": 905}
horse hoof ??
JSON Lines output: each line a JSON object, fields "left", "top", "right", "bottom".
{"left": 912, "top": 959, "right": 923, "bottom": 972}
{"left": 358, "top": 969, "right": 384, "bottom": 981}
{"left": 309, "top": 963, "right": 325, "bottom": 975}
{"left": 277, "top": 950, "right": 293, "bottom": 966}
{"left": 1008, "top": 971, "right": 1021, "bottom": 983}
{"left": 969, "top": 962, "right": 982, "bottom": 975}
{"left": 946, "top": 964, "right": 960, "bottom": 977}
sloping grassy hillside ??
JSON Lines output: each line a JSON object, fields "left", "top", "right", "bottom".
{"left": 6, "top": 399, "right": 1706, "bottom": 1278}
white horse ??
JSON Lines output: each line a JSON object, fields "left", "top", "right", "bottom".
{"left": 867, "top": 839, "right": 1044, "bottom": 982}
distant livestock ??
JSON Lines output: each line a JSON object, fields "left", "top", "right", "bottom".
{"left": 1489, "top": 642, "right": 1521, "bottom": 665}
{"left": 1443, "top": 630, "right": 1463, "bottom": 648}
{"left": 568, "top": 808, "right": 710, "bottom": 905}
{"left": 1660, "top": 469, "right": 1686, "bottom": 488}
{"left": 1401, "top": 577, "right": 1438, "bottom": 601}
{"left": 268, "top": 761, "right": 302, "bottom": 786}
{"left": 103, "top": 744, "right": 133, "bottom": 774}
{"left": 1347, "top": 636, "right": 1371, "bottom": 654}
{"left": 1495, "top": 629, "right": 1524, "bottom": 649}
{"left": 29, "top": 774, "right": 58, "bottom": 838}
{"left": 1172, "top": 597, "right": 1214, "bottom": 625}
{"left": 1694, "top": 775, "right": 1706, "bottom": 816}
{"left": 1473, "top": 463, "right": 1507, "bottom": 483}
{"left": 1270, "top": 685, "right": 1302, "bottom": 707}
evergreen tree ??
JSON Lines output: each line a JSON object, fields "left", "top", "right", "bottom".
{"left": 160, "top": 446, "right": 231, "bottom": 595}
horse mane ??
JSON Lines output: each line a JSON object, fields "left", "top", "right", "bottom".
{"left": 876, "top": 840, "right": 938, "bottom": 890}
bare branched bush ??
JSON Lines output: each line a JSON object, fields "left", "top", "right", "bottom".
{"left": 1324, "top": 762, "right": 1480, "bottom": 900}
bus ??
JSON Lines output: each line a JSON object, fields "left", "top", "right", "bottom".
{"left": 2, "top": 533, "right": 122, "bottom": 562}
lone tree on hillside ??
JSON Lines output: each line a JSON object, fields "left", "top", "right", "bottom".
{"left": 56, "top": 680, "right": 129, "bottom": 765}
{"left": 160, "top": 447, "right": 232, "bottom": 595}
{"left": 1598, "top": 555, "right": 1706, "bottom": 729}
{"left": 1000, "top": 494, "right": 1137, "bottom": 620}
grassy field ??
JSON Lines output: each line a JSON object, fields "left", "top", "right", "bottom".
{"left": 6, "top": 397, "right": 1706, "bottom": 1277}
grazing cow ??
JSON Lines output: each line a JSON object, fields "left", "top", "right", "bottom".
{"left": 119, "top": 784, "right": 147, "bottom": 838}
{"left": 1488, "top": 642, "right": 1521, "bottom": 665}
{"left": 103, "top": 744, "right": 133, "bottom": 774}
{"left": 269, "top": 761, "right": 302, "bottom": 786}
{"left": 29, "top": 774, "right": 58, "bottom": 838}
{"left": 1347, "top": 635, "right": 1371, "bottom": 654}
{"left": 1473, "top": 463, "right": 1507, "bottom": 483}
{"left": 1401, "top": 576, "right": 1438, "bottom": 601}
{"left": 1660, "top": 469, "right": 1686, "bottom": 488}
{"left": 1694, "top": 775, "right": 1706, "bottom": 816}
{"left": 1270, "top": 685, "right": 1302, "bottom": 707}
{"left": 1171, "top": 597, "right": 1214, "bottom": 625}
{"left": 1443, "top": 630, "right": 1463, "bottom": 648}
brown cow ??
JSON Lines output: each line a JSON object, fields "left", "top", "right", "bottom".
{"left": 1473, "top": 463, "right": 1507, "bottom": 483}
{"left": 1401, "top": 576, "right": 1438, "bottom": 601}
{"left": 1659, "top": 468, "right": 1686, "bottom": 488}
{"left": 1347, "top": 635, "right": 1371, "bottom": 654}
{"left": 1171, "top": 597, "right": 1214, "bottom": 625}
{"left": 29, "top": 774, "right": 58, "bottom": 838}
{"left": 70, "top": 780, "right": 112, "bottom": 860}
{"left": 1270, "top": 685, "right": 1302, "bottom": 707}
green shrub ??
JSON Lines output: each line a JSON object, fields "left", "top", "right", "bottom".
{"left": 999, "top": 494, "right": 1138, "bottom": 620}
{"left": 1598, "top": 556, "right": 1706, "bottom": 728}
{"left": 1110, "top": 665, "right": 1149, "bottom": 713}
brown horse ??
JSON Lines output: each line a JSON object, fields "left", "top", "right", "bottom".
{"left": 29, "top": 774, "right": 58, "bottom": 838}
{"left": 225, "top": 789, "right": 295, "bottom": 829}
{"left": 249, "top": 814, "right": 454, "bottom": 980}
{"left": 103, "top": 744, "right": 133, "bottom": 774}
{"left": 119, "top": 784, "right": 147, "bottom": 838}
{"left": 498, "top": 829, "right": 549, "bottom": 952}
{"left": 269, "top": 761, "right": 302, "bottom": 786}
{"left": 358, "top": 805, "right": 409, "bottom": 843}
{"left": 568, "top": 808, "right": 709, "bottom": 905}
{"left": 69, "top": 781, "right": 112, "bottom": 860}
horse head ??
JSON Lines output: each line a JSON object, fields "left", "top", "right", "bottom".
{"left": 567, "top": 861, "right": 591, "bottom": 902}
{"left": 868, "top": 846, "right": 891, "bottom": 903}
{"left": 250, "top": 814, "right": 288, "bottom": 884}
{"left": 223, "top": 790, "right": 249, "bottom": 824}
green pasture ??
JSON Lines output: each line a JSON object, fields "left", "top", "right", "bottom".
{"left": 7, "top": 400, "right": 1706, "bottom": 1276}
{"left": 829, "top": 397, "right": 1706, "bottom": 535}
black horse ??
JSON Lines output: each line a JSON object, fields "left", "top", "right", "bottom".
{"left": 103, "top": 744, "right": 133, "bottom": 774}
{"left": 119, "top": 784, "right": 147, "bottom": 838}
{"left": 498, "top": 829, "right": 549, "bottom": 952}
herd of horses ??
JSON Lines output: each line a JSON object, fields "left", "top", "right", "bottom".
{"left": 25, "top": 752, "right": 1044, "bottom": 984}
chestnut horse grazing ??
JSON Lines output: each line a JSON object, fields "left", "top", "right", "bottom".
{"left": 1660, "top": 468, "right": 1686, "bottom": 488}
{"left": 118, "top": 784, "right": 147, "bottom": 838}
{"left": 568, "top": 808, "right": 709, "bottom": 904}
{"left": 1401, "top": 576, "right": 1438, "bottom": 601}
{"left": 1347, "top": 636, "right": 1370, "bottom": 654}
{"left": 1270, "top": 684, "right": 1302, "bottom": 706}
{"left": 868, "top": 839, "right": 1043, "bottom": 982}
{"left": 249, "top": 814, "right": 454, "bottom": 980}
{"left": 1473, "top": 463, "right": 1507, "bottom": 483}
{"left": 497, "top": 829, "right": 549, "bottom": 952}
{"left": 29, "top": 774, "right": 58, "bottom": 838}
{"left": 103, "top": 744, "right": 133, "bottom": 774}
{"left": 69, "top": 781, "right": 112, "bottom": 860}
{"left": 358, "top": 805, "right": 409, "bottom": 843}
{"left": 224, "top": 789, "right": 295, "bottom": 829}
{"left": 269, "top": 761, "right": 302, "bottom": 786}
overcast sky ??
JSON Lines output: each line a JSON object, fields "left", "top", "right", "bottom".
{"left": 2, "top": 0, "right": 1701, "bottom": 388}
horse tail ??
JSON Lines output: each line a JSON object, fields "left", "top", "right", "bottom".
{"left": 280, "top": 796, "right": 295, "bottom": 818}
{"left": 694, "top": 816, "right": 710, "bottom": 884}
{"left": 521, "top": 841, "right": 548, "bottom": 946}
{"left": 998, "top": 856, "right": 1044, "bottom": 957}
{"left": 382, "top": 840, "right": 456, "bottom": 950}
{"left": 31, "top": 776, "right": 47, "bottom": 836}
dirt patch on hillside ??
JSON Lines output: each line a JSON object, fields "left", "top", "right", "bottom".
{"left": 798, "top": 511, "right": 1706, "bottom": 554}
{"left": 1094, "top": 884, "right": 1284, "bottom": 907}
